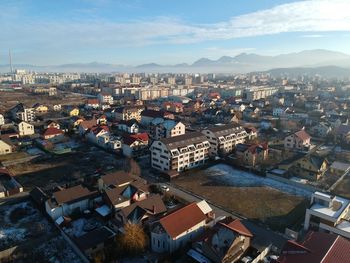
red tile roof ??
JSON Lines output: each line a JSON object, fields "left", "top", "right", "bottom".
{"left": 159, "top": 202, "right": 206, "bottom": 239}
{"left": 278, "top": 232, "right": 350, "bottom": 263}
{"left": 122, "top": 133, "right": 149, "bottom": 146}
{"left": 222, "top": 219, "right": 253, "bottom": 237}
{"left": 43, "top": 127, "right": 64, "bottom": 137}
{"left": 86, "top": 99, "right": 99, "bottom": 105}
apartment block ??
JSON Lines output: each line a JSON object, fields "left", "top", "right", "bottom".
{"left": 202, "top": 124, "right": 248, "bottom": 157}
{"left": 150, "top": 132, "right": 210, "bottom": 172}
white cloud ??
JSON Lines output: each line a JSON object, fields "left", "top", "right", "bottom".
{"left": 1, "top": 0, "right": 350, "bottom": 50}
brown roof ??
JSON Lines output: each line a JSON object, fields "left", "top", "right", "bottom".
{"left": 278, "top": 232, "right": 350, "bottom": 263}
{"left": 105, "top": 187, "right": 128, "bottom": 206}
{"left": 75, "top": 226, "right": 115, "bottom": 251}
{"left": 53, "top": 185, "right": 94, "bottom": 205}
{"left": 121, "top": 194, "right": 167, "bottom": 218}
{"left": 294, "top": 129, "right": 311, "bottom": 141}
{"left": 223, "top": 219, "right": 253, "bottom": 237}
{"left": 159, "top": 202, "right": 206, "bottom": 239}
{"left": 101, "top": 171, "right": 135, "bottom": 187}
{"left": 160, "top": 132, "right": 208, "bottom": 150}
{"left": 80, "top": 119, "right": 97, "bottom": 130}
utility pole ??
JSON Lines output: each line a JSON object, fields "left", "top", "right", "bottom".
{"left": 9, "top": 48, "right": 13, "bottom": 73}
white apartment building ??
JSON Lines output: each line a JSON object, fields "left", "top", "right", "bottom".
{"left": 150, "top": 118, "right": 185, "bottom": 141}
{"left": 98, "top": 93, "right": 113, "bottom": 105}
{"left": 202, "top": 124, "right": 248, "bottom": 157}
{"left": 304, "top": 192, "right": 350, "bottom": 239}
{"left": 150, "top": 132, "right": 210, "bottom": 172}
{"left": 244, "top": 86, "right": 279, "bottom": 101}
{"left": 10, "top": 103, "right": 35, "bottom": 122}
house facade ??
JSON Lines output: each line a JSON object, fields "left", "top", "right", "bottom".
{"left": 149, "top": 118, "right": 186, "bottom": 141}
{"left": 16, "top": 121, "right": 35, "bottom": 137}
{"left": 284, "top": 129, "right": 311, "bottom": 151}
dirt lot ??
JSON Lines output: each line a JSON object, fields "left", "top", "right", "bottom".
{"left": 173, "top": 164, "right": 308, "bottom": 231}
{"left": 333, "top": 176, "right": 350, "bottom": 199}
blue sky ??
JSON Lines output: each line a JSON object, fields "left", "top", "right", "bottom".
{"left": 1, "top": 0, "right": 350, "bottom": 65}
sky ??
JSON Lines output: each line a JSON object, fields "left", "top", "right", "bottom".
{"left": 1, "top": 0, "right": 350, "bottom": 65}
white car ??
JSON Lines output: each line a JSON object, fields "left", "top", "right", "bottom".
{"left": 160, "top": 185, "right": 170, "bottom": 192}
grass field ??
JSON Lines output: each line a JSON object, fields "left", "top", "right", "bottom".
{"left": 173, "top": 164, "right": 308, "bottom": 231}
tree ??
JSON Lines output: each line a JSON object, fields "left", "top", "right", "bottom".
{"left": 117, "top": 223, "right": 148, "bottom": 255}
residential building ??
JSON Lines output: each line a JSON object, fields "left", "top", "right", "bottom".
{"left": 150, "top": 132, "right": 210, "bottom": 172}
{"left": 42, "top": 127, "right": 64, "bottom": 142}
{"left": 310, "top": 122, "right": 332, "bottom": 138}
{"left": 113, "top": 106, "right": 145, "bottom": 122}
{"left": 234, "top": 143, "right": 268, "bottom": 169}
{"left": 278, "top": 231, "right": 350, "bottom": 263}
{"left": 284, "top": 129, "right": 311, "bottom": 151}
{"left": 33, "top": 103, "right": 48, "bottom": 114}
{"left": 0, "top": 114, "right": 5, "bottom": 126}
{"left": 304, "top": 192, "right": 350, "bottom": 239}
{"left": 122, "top": 133, "right": 149, "bottom": 157}
{"left": 202, "top": 124, "right": 248, "bottom": 157}
{"left": 10, "top": 103, "right": 35, "bottom": 122}
{"left": 151, "top": 201, "right": 213, "bottom": 253}
{"left": 150, "top": 118, "right": 185, "bottom": 141}
{"left": 140, "top": 109, "right": 174, "bottom": 126}
{"left": 117, "top": 119, "right": 139, "bottom": 134}
{"left": 15, "top": 120, "right": 35, "bottom": 137}
{"left": 290, "top": 155, "right": 328, "bottom": 181}
{"left": 0, "top": 139, "right": 13, "bottom": 155}
{"left": 86, "top": 125, "right": 122, "bottom": 152}
{"left": 193, "top": 218, "right": 253, "bottom": 263}
{"left": 98, "top": 93, "right": 113, "bottom": 105}
{"left": 45, "top": 120, "right": 60, "bottom": 130}
{"left": 85, "top": 98, "right": 100, "bottom": 109}
{"left": 45, "top": 185, "right": 98, "bottom": 220}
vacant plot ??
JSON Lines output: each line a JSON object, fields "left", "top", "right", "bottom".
{"left": 333, "top": 176, "right": 350, "bottom": 199}
{"left": 173, "top": 164, "right": 308, "bottom": 231}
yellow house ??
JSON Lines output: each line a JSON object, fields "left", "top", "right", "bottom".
{"left": 34, "top": 104, "right": 49, "bottom": 114}
{"left": 69, "top": 108, "right": 80, "bottom": 117}
{"left": 291, "top": 155, "right": 328, "bottom": 181}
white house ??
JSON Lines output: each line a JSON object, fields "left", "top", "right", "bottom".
{"left": 45, "top": 185, "right": 98, "bottom": 220}
{"left": 117, "top": 119, "right": 139, "bottom": 134}
{"left": 15, "top": 121, "right": 35, "bottom": 137}
{"left": 150, "top": 118, "right": 185, "bottom": 141}
{"left": 0, "top": 140, "right": 13, "bottom": 155}
{"left": 98, "top": 93, "right": 113, "bottom": 105}
{"left": 122, "top": 133, "right": 149, "bottom": 158}
{"left": 0, "top": 114, "right": 5, "bottom": 126}
{"left": 151, "top": 201, "right": 213, "bottom": 253}
{"left": 284, "top": 129, "right": 311, "bottom": 151}
{"left": 304, "top": 192, "right": 350, "bottom": 239}
{"left": 86, "top": 126, "right": 121, "bottom": 152}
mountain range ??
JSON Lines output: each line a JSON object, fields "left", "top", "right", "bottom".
{"left": 1, "top": 49, "right": 350, "bottom": 75}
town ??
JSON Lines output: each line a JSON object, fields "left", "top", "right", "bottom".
{"left": 0, "top": 69, "right": 350, "bottom": 263}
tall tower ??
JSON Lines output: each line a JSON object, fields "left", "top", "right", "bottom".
{"left": 9, "top": 49, "right": 13, "bottom": 73}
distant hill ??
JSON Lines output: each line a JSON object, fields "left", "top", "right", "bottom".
{"left": 265, "top": 66, "right": 350, "bottom": 78}
{"left": 1, "top": 49, "right": 350, "bottom": 74}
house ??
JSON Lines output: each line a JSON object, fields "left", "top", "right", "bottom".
{"left": 0, "top": 139, "right": 14, "bottom": 155}
{"left": 45, "top": 185, "right": 98, "bottom": 220}
{"left": 0, "top": 168, "right": 23, "bottom": 197}
{"left": 75, "top": 226, "right": 116, "bottom": 257}
{"left": 15, "top": 120, "right": 35, "bottom": 137}
{"left": 304, "top": 192, "right": 350, "bottom": 239}
{"left": 66, "top": 107, "right": 79, "bottom": 117}
{"left": 202, "top": 124, "right": 248, "bottom": 157}
{"left": 310, "top": 122, "right": 332, "bottom": 137}
{"left": 0, "top": 114, "right": 5, "bottom": 126}
{"left": 278, "top": 231, "right": 350, "bottom": 263}
{"left": 45, "top": 120, "right": 60, "bottom": 130}
{"left": 42, "top": 127, "right": 64, "bottom": 142}
{"left": 273, "top": 107, "right": 291, "bottom": 117}
{"left": 140, "top": 109, "right": 174, "bottom": 126}
{"left": 78, "top": 118, "right": 98, "bottom": 136}
{"left": 86, "top": 125, "right": 122, "bottom": 152}
{"left": 284, "top": 129, "right": 311, "bottom": 151}
{"left": 290, "top": 155, "right": 328, "bottom": 181}
{"left": 242, "top": 107, "right": 260, "bottom": 120}
{"left": 112, "top": 194, "right": 167, "bottom": 229}
{"left": 244, "top": 127, "right": 258, "bottom": 140}
{"left": 33, "top": 103, "right": 48, "bottom": 114}
{"left": 162, "top": 102, "right": 184, "bottom": 113}
{"left": 98, "top": 93, "right": 113, "bottom": 105}
{"left": 53, "top": 104, "right": 62, "bottom": 111}
{"left": 85, "top": 98, "right": 100, "bottom": 109}
{"left": 113, "top": 106, "right": 145, "bottom": 121}
{"left": 149, "top": 118, "right": 186, "bottom": 141}
{"left": 151, "top": 201, "right": 213, "bottom": 253}
{"left": 122, "top": 133, "right": 149, "bottom": 157}
{"left": 98, "top": 171, "right": 139, "bottom": 190}
{"left": 329, "top": 161, "right": 350, "bottom": 176}
{"left": 193, "top": 217, "right": 253, "bottom": 263}
{"left": 9, "top": 103, "right": 35, "bottom": 122}
{"left": 117, "top": 119, "right": 139, "bottom": 134}
{"left": 234, "top": 143, "right": 268, "bottom": 169}
{"left": 150, "top": 132, "right": 210, "bottom": 172}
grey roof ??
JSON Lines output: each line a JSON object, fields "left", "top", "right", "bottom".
{"left": 160, "top": 132, "right": 208, "bottom": 150}
{"left": 207, "top": 123, "right": 244, "bottom": 137}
